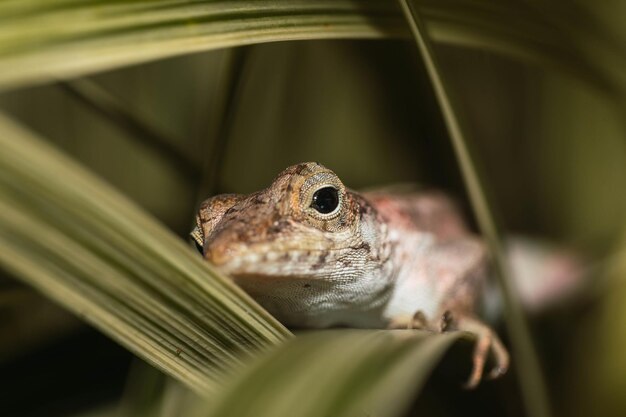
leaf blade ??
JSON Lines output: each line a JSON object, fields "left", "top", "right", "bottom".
{"left": 199, "top": 330, "right": 461, "bottom": 417}
{"left": 0, "top": 0, "right": 617, "bottom": 93}
{"left": 0, "top": 112, "right": 291, "bottom": 395}
{"left": 397, "top": 1, "right": 551, "bottom": 417}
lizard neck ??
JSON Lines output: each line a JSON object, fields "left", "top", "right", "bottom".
{"left": 365, "top": 192, "right": 451, "bottom": 321}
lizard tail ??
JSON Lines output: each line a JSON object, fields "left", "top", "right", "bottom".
{"left": 483, "top": 236, "right": 586, "bottom": 319}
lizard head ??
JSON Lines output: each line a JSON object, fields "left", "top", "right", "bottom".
{"left": 191, "top": 162, "right": 394, "bottom": 327}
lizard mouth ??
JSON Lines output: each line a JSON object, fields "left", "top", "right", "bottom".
{"left": 206, "top": 243, "right": 358, "bottom": 280}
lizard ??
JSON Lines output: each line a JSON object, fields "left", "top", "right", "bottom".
{"left": 191, "top": 161, "right": 509, "bottom": 388}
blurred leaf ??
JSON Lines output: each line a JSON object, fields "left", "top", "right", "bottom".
{"left": 566, "top": 230, "right": 626, "bottom": 417}
{"left": 0, "top": 0, "right": 618, "bottom": 93}
{"left": 398, "top": 1, "right": 550, "bottom": 417}
{"left": 0, "top": 112, "right": 291, "bottom": 395}
{"left": 0, "top": 288, "right": 82, "bottom": 361}
{"left": 195, "top": 330, "right": 461, "bottom": 417}
{"left": 196, "top": 46, "right": 249, "bottom": 200}
{"left": 61, "top": 78, "right": 201, "bottom": 181}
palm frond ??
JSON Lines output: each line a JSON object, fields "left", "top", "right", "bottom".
{"left": 0, "top": 0, "right": 618, "bottom": 92}
{"left": 398, "top": 2, "right": 551, "bottom": 416}
{"left": 198, "top": 330, "right": 461, "bottom": 417}
{"left": 0, "top": 112, "right": 291, "bottom": 395}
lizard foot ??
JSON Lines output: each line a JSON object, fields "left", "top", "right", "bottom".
{"left": 388, "top": 311, "right": 509, "bottom": 388}
{"left": 445, "top": 313, "right": 509, "bottom": 389}
{"left": 387, "top": 310, "right": 432, "bottom": 330}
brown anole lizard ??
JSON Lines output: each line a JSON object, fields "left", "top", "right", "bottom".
{"left": 191, "top": 162, "right": 509, "bottom": 388}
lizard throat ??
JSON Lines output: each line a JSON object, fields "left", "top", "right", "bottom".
{"left": 226, "top": 261, "right": 396, "bottom": 329}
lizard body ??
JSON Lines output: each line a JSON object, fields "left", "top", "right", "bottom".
{"left": 192, "top": 162, "right": 509, "bottom": 387}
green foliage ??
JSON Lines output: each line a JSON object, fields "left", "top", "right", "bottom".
{"left": 398, "top": 2, "right": 549, "bottom": 416}
{"left": 0, "top": 1, "right": 624, "bottom": 417}
{"left": 199, "top": 330, "right": 461, "bottom": 417}
{"left": 0, "top": 0, "right": 620, "bottom": 92}
{"left": 0, "top": 114, "right": 290, "bottom": 395}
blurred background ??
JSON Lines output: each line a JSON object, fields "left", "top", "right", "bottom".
{"left": 0, "top": 2, "right": 625, "bottom": 416}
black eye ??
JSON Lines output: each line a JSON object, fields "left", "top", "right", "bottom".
{"left": 310, "top": 187, "right": 339, "bottom": 214}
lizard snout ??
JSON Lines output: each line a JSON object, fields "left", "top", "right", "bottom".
{"left": 204, "top": 240, "right": 237, "bottom": 268}
{"left": 203, "top": 234, "right": 259, "bottom": 274}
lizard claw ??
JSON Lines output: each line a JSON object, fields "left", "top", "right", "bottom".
{"left": 387, "top": 311, "right": 432, "bottom": 330}
{"left": 488, "top": 365, "right": 508, "bottom": 380}
{"left": 411, "top": 310, "right": 429, "bottom": 329}
{"left": 439, "top": 310, "right": 454, "bottom": 332}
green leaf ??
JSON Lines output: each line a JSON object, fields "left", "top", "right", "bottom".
{"left": 196, "top": 330, "right": 461, "bottom": 417}
{"left": 398, "top": 1, "right": 551, "bottom": 416}
{"left": 0, "top": 112, "right": 291, "bottom": 395}
{"left": 0, "top": 0, "right": 617, "bottom": 92}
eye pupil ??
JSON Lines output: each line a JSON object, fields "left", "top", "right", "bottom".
{"left": 311, "top": 187, "right": 339, "bottom": 214}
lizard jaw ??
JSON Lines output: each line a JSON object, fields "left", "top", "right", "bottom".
{"left": 208, "top": 245, "right": 353, "bottom": 279}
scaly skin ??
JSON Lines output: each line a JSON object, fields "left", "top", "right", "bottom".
{"left": 191, "top": 162, "right": 509, "bottom": 387}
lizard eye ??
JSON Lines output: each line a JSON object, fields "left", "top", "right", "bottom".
{"left": 310, "top": 186, "right": 339, "bottom": 214}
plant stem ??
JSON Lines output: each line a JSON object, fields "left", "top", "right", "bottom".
{"left": 398, "top": 2, "right": 551, "bottom": 417}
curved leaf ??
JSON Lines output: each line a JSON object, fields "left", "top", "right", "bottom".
{"left": 0, "top": 112, "right": 291, "bottom": 395}
{"left": 197, "top": 330, "right": 461, "bottom": 417}
{"left": 0, "top": 0, "right": 617, "bottom": 92}
{"left": 398, "top": 1, "right": 550, "bottom": 417}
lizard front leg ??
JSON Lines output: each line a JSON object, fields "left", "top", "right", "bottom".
{"left": 387, "top": 309, "right": 509, "bottom": 388}
{"left": 385, "top": 237, "right": 510, "bottom": 387}
{"left": 442, "top": 310, "right": 510, "bottom": 389}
